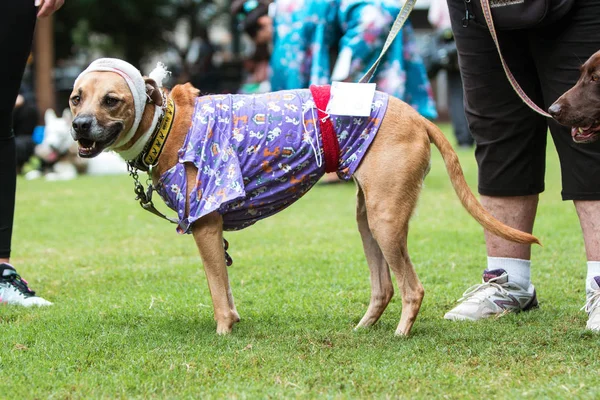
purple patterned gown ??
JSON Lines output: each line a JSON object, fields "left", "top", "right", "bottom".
{"left": 155, "top": 88, "right": 388, "bottom": 233}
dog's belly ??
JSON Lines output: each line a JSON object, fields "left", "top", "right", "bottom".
{"left": 156, "top": 89, "right": 388, "bottom": 233}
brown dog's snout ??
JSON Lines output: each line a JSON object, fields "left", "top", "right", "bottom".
{"left": 72, "top": 115, "right": 93, "bottom": 135}
{"left": 548, "top": 102, "right": 563, "bottom": 118}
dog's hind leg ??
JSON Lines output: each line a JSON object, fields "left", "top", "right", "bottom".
{"left": 362, "top": 183, "right": 424, "bottom": 336}
{"left": 353, "top": 178, "right": 425, "bottom": 337}
{"left": 354, "top": 182, "right": 395, "bottom": 329}
{"left": 353, "top": 111, "right": 430, "bottom": 336}
{"left": 380, "top": 230, "right": 423, "bottom": 336}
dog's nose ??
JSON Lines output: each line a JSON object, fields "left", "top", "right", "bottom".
{"left": 72, "top": 116, "right": 93, "bottom": 134}
{"left": 548, "top": 103, "right": 562, "bottom": 117}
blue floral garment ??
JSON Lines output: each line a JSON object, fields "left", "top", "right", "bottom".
{"left": 270, "top": 0, "right": 437, "bottom": 119}
{"left": 155, "top": 89, "right": 389, "bottom": 233}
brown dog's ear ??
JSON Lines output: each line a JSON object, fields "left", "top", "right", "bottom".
{"left": 144, "top": 77, "right": 163, "bottom": 107}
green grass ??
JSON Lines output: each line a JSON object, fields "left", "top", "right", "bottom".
{"left": 2, "top": 124, "right": 599, "bottom": 399}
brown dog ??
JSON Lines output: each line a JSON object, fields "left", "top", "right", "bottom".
{"left": 69, "top": 60, "right": 539, "bottom": 336}
{"left": 549, "top": 49, "right": 600, "bottom": 144}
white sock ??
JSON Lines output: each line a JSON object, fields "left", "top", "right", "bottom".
{"left": 586, "top": 261, "right": 600, "bottom": 292}
{"left": 487, "top": 257, "right": 531, "bottom": 289}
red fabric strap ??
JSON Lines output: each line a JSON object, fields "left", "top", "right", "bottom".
{"left": 309, "top": 84, "right": 339, "bottom": 173}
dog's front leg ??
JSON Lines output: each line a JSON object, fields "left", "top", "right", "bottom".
{"left": 191, "top": 212, "right": 240, "bottom": 334}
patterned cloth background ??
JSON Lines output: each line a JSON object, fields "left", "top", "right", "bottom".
{"left": 270, "top": 0, "right": 437, "bottom": 119}
{"left": 156, "top": 89, "right": 388, "bottom": 233}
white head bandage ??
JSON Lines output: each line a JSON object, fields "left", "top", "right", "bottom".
{"left": 74, "top": 58, "right": 147, "bottom": 149}
{"left": 74, "top": 58, "right": 171, "bottom": 159}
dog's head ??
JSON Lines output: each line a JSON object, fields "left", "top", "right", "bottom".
{"left": 548, "top": 49, "right": 600, "bottom": 144}
{"left": 69, "top": 58, "right": 163, "bottom": 158}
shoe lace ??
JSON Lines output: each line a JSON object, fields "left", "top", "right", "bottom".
{"left": 3, "top": 274, "right": 36, "bottom": 297}
{"left": 581, "top": 289, "right": 600, "bottom": 313}
{"left": 457, "top": 275, "right": 509, "bottom": 303}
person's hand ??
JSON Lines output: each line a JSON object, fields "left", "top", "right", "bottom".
{"left": 35, "top": 0, "right": 65, "bottom": 18}
{"left": 15, "top": 95, "right": 24, "bottom": 108}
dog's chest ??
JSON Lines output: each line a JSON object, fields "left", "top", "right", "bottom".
{"left": 156, "top": 89, "right": 388, "bottom": 233}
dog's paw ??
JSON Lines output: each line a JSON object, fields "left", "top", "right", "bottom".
{"left": 216, "top": 324, "right": 233, "bottom": 335}
{"left": 215, "top": 311, "right": 240, "bottom": 335}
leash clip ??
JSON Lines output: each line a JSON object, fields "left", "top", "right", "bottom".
{"left": 133, "top": 181, "right": 147, "bottom": 203}
{"left": 145, "top": 183, "right": 155, "bottom": 204}
{"left": 127, "top": 163, "right": 178, "bottom": 224}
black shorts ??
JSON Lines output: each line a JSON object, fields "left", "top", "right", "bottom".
{"left": 448, "top": 0, "right": 600, "bottom": 200}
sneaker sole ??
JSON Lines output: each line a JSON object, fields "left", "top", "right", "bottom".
{"left": 2, "top": 298, "right": 53, "bottom": 307}
{"left": 443, "top": 312, "right": 478, "bottom": 321}
{"left": 586, "top": 324, "right": 600, "bottom": 332}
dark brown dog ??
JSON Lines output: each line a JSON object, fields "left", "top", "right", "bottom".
{"left": 69, "top": 61, "right": 540, "bottom": 336}
{"left": 549, "top": 49, "right": 600, "bottom": 144}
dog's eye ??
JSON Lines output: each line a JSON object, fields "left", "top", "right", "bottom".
{"left": 103, "top": 97, "right": 120, "bottom": 107}
{"left": 592, "top": 74, "right": 600, "bottom": 82}
{"left": 70, "top": 96, "right": 80, "bottom": 106}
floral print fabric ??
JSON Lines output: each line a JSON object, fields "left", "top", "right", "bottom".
{"left": 270, "top": 0, "right": 437, "bottom": 119}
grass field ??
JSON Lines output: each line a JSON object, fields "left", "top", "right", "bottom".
{"left": 2, "top": 124, "right": 599, "bottom": 399}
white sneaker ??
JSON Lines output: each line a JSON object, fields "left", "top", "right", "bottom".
{"left": 582, "top": 276, "right": 600, "bottom": 332}
{"left": 0, "top": 263, "right": 52, "bottom": 307}
{"left": 444, "top": 269, "right": 537, "bottom": 321}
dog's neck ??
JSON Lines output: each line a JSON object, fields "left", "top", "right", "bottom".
{"left": 114, "top": 102, "right": 163, "bottom": 161}
{"left": 117, "top": 96, "right": 176, "bottom": 172}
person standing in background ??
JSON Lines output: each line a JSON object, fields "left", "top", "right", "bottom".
{"left": 269, "top": 0, "right": 436, "bottom": 183}
{"left": 231, "top": 0, "right": 273, "bottom": 94}
{"left": 269, "top": 0, "right": 437, "bottom": 120}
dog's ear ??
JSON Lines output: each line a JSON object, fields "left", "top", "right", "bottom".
{"left": 144, "top": 77, "right": 163, "bottom": 107}
{"left": 44, "top": 108, "right": 57, "bottom": 125}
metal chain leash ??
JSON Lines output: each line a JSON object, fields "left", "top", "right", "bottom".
{"left": 127, "top": 163, "right": 233, "bottom": 266}
{"left": 127, "top": 163, "right": 179, "bottom": 224}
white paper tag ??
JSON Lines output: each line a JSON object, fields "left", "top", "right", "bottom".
{"left": 326, "top": 81, "right": 376, "bottom": 117}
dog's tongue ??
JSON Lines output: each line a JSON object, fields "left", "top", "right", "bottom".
{"left": 47, "top": 151, "right": 58, "bottom": 163}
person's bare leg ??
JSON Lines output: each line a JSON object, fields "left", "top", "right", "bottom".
{"left": 574, "top": 201, "right": 600, "bottom": 261}
{"left": 482, "top": 195, "right": 539, "bottom": 259}
{"left": 481, "top": 194, "right": 538, "bottom": 288}
{"left": 574, "top": 200, "right": 600, "bottom": 331}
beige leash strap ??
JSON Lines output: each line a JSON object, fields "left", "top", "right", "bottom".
{"left": 358, "top": 0, "right": 417, "bottom": 83}
{"left": 480, "top": 0, "right": 552, "bottom": 118}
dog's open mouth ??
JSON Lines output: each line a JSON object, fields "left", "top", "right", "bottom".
{"left": 78, "top": 138, "right": 106, "bottom": 158}
{"left": 572, "top": 123, "right": 600, "bottom": 144}
{"left": 75, "top": 121, "right": 123, "bottom": 158}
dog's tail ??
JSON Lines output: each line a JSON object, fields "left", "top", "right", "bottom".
{"left": 425, "top": 121, "right": 541, "bottom": 245}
